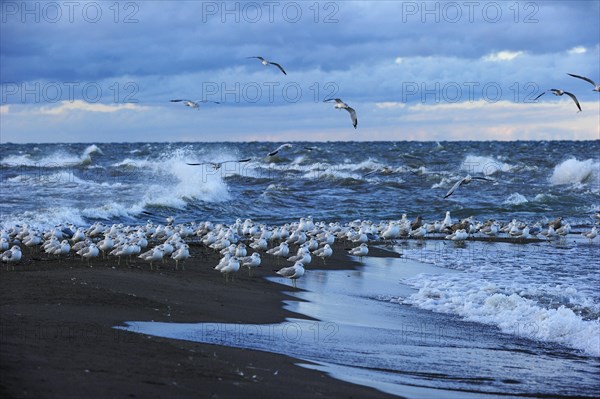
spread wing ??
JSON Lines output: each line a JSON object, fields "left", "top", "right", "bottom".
{"left": 444, "top": 178, "right": 466, "bottom": 199}
{"left": 269, "top": 62, "right": 287, "bottom": 75}
{"left": 563, "top": 91, "right": 582, "bottom": 112}
{"left": 567, "top": 73, "right": 597, "bottom": 87}
{"left": 346, "top": 106, "right": 358, "bottom": 129}
{"left": 533, "top": 91, "right": 547, "bottom": 101}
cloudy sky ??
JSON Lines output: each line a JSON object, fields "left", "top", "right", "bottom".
{"left": 1, "top": 0, "right": 599, "bottom": 142}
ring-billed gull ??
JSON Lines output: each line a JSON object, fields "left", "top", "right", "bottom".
{"left": 240, "top": 252, "right": 261, "bottom": 276}
{"left": 582, "top": 227, "right": 597, "bottom": 244}
{"left": 170, "top": 99, "right": 221, "bottom": 110}
{"left": 444, "top": 175, "right": 494, "bottom": 198}
{"left": 534, "top": 89, "right": 582, "bottom": 112}
{"left": 186, "top": 158, "right": 251, "bottom": 169}
{"left": 324, "top": 98, "right": 358, "bottom": 129}
{"left": 247, "top": 56, "right": 287, "bottom": 75}
{"left": 348, "top": 243, "right": 368, "bottom": 261}
{"left": 1, "top": 245, "right": 22, "bottom": 270}
{"left": 276, "top": 261, "right": 305, "bottom": 288}
{"left": 268, "top": 143, "right": 292, "bottom": 157}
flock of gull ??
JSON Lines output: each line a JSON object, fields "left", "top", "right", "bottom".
{"left": 171, "top": 55, "right": 360, "bottom": 129}
{"left": 2, "top": 213, "right": 597, "bottom": 286}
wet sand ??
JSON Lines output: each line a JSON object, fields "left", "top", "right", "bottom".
{"left": 0, "top": 243, "right": 401, "bottom": 399}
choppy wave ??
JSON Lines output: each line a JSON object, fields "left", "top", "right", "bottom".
{"left": 401, "top": 275, "right": 600, "bottom": 357}
{"left": 549, "top": 158, "right": 599, "bottom": 186}
{"left": 460, "top": 155, "right": 513, "bottom": 176}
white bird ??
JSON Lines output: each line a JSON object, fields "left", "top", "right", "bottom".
{"left": 220, "top": 256, "right": 240, "bottom": 282}
{"left": 444, "top": 175, "right": 494, "bottom": 198}
{"left": 324, "top": 98, "right": 357, "bottom": 129}
{"left": 445, "top": 229, "right": 468, "bottom": 242}
{"left": 312, "top": 244, "right": 333, "bottom": 264}
{"left": 534, "top": 89, "right": 582, "bottom": 112}
{"left": 582, "top": 227, "right": 597, "bottom": 244}
{"left": 170, "top": 99, "right": 220, "bottom": 110}
{"left": 139, "top": 246, "right": 164, "bottom": 270}
{"left": 276, "top": 261, "right": 305, "bottom": 288}
{"left": 186, "top": 158, "right": 251, "bottom": 169}
{"left": 1, "top": 245, "right": 22, "bottom": 270}
{"left": 171, "top": 244, "right": 190, "bottom": 270}
{"left": 266, "top": 242, "right": 289, "bottom": 263}
{"left": 540, "top": 225, "right": 556, "bottom": 240}
{"left": 348, "top": 243, "right": 368, "bottom": 261}
{"left": 268, "top": 143, "right": 292, "bottom": 157}
{"left": 247, "top": 56, "right": 287, "bottom": 75}
{"left": 240, "top": 252, "right": 261, "bottom": 276}
{"left": 77, "top": 243, "right": 99, "bottom": 265}
{"left": 567, "top": 73, "right": 600, "bottom": 92}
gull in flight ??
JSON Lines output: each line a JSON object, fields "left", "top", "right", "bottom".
{"left": 170, "top": 99, "right": 220, "bottom": 110}
{"left": 247, "top": 56, "right": 287, "bottom": 75}
{"left": 444, "top": 175, "right": 494, "bottom": 199}
{"left": 186, "top": 158, "right": 251, "bottom": 169}
{"left": 534, "top": 89, "right": 582, "bottom": 112}
{"left": 324, "top": 98, "right": 357, "bottom": 129}
{"left": 567, "top": 73, "right": 600, "bottom": 92}
{"left": 268, "top": 143, "right": 292, "bottom": 157}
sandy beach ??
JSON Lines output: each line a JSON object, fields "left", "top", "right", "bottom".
{"left": 0, "top": 243, "right": 401, "bottom": 399}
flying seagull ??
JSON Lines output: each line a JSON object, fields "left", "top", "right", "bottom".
{"left": 247, "top": 56, "right": 287, "bottom": 75}
{"left": 186, "top": 158, "right": 251, "bottom": 169}
{"left": 444, "top": 175, "right": 494, "bottom": 199}
{"left": 567, "top": 73, "right": 600, "bottom": 92}
{"left": 534, "top": 89, "right": 582, "bottom": 112}
{"left": 170, "top": 99, "right": 220, "bottom": 110}
{"left": 268, "top": 143, "right": 292, "bottom": 157}
{"left": 324, "top": 98, "right": 358, "bottom": 129}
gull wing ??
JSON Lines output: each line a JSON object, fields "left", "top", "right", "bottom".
{"left": 533, "top": 92, "right": 547, "bottom": 101}
{"left": 567, "top": 73, "right": 597, "bottom": 87}
{"left": 563, "top": 91, "right": 582, "bottom": 112}
{"left": 346, "top": 106, "right": 358, "bottom": 129}
{"left": 269, "top": 62, "right": 287, "bottom": 75}
{"left": 444, "top": 177, "right": 466, "bottom": 199}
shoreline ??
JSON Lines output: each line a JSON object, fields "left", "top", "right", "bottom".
{"left": 0, "top": 243, "right": 402, "bottom": 399}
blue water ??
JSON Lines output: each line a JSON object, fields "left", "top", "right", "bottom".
{"left": 2, "top": 141, "right": 600, "bottom": 396}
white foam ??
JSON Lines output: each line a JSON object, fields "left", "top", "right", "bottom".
{"left": 402, "top": 273, "right": 600, "bottom": 357}
{"left": 461, "top": 155, "right": 513, "bottom": 176}
{"left": 549, "top": 158, "right": 599, "bottom": 186}
{"left": 503, "top": 193, "right": 528, "bottom": 205}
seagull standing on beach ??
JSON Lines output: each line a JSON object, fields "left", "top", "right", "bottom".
{"left": 444, "top": 175, "right": 494, "bottom": 198}
{"left": 1, "top": 245, "right": 22, "bottom": 270}
{"left": 348, "top": 243, "right": 368, "bottom": 261}
{"left": 276, "top": 261, "right": 305, "bottom": 288}
{"left": 582, "top": 227, "right": 597, "bottom": 244}
{"left": 247, "top": 56, "right": 287, "bottom": 75}
{"left": 170, "top": 99, "right": 221, "bottom": 110}
{"left": 534, "top": 89, "right": 582, "bottom": 112}
{"left": 324, "top": 98, "right": 358, "bottom": 129}
{"left": 567, "top": 73, "right": 600, "bottom": 91}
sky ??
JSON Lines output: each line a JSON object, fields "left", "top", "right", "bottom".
{"left": 1, "top": 0, "right": 599, "bottom": 142}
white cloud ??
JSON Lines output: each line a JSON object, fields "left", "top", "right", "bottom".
{"left": 568, "top": 46, "right": 587, "bottom": 54}
{"left": 38, "top": 100, "right": 148, "bottom": 115}
{"left": 482, "top": 50, "right": 524, "bottom": 62}
{"left": 394, "top": 57, "right": 403, "bottom": 65}
{"left": 375, "top": 102, "right": 406, "bottom": 109}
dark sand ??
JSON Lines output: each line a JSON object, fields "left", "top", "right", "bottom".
{"left": 0, "top": 243, "right": 401, "bottom": 399}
